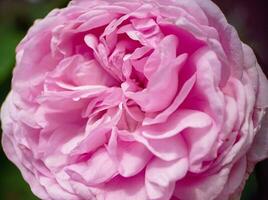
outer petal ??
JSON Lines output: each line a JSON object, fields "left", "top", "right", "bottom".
{"left": 65, "top": 148, "right": 118, "bottom": 185}
{"left": 117, "top": 142, "right": 152, "bottom": 177}
{"left": 145, "top": 157, "right": 188, "bottom": 200}
{"left": 215, "top": 157, "right": 247, "bottom": 200}
{"left": 242, "top": 43, "right": 268, "bottom": 109}
{"left": 174, "top": 165, "right": 231, "bottom": 200}
{"left": 248, "top": 111, "right": 268, "bottom": 162}
{"left": 142, "top": 109, "right": 212, "bottom": 139}
{"left": 101, "top": 173, "right": 148, "bottom": 200}
{"left": 134, "top": 133, "right": 188, "bottom": 161}
{"left": 193, "top": 0, "right": 244, "bottom": 79}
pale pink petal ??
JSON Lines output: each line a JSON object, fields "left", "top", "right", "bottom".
{"left": 174, "top": 165, "right": 231, "bottom": 200}
{"left": 117, "top": 142, "right": 152, "bottom": 177}
{"left": 102, "top": 173, "right": 148, "bottom": 200}
{"left": 125, "top": 36, "right": 187, "bottom": 112}
{"left": 194, "top": 0, "right": 244, "bottom": 78}
{"left": 65, "top": 148, "right": 118, "bottom": 185}
{"left": 134, "top": 133, "right": 187, "bottom": 161}
{"left": 216, "top": 157, "right": 247, "bottom": 200}
{"left": 143, "top": 73, "right": 196, "bottom": 125}
{"left": 142, "top": 109, "right": 212, "bottom": 139}
{"left": 183, "top": 123, "right": 218, "bottom": 173}
{"left": 248, "top": 111, "right": 268, "bottom": 162}
{"left": 146, "top": 157, "right": 188, "bottom": 200}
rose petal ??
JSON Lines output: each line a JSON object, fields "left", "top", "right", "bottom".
{"left": 142, "top": 109, "right": 212, "bottom": 139}
{"left": 146, "top": 157, "right": 188, "bottom": 200}
{"left": 65, "top": 148, "right": 118, "bottom": 185}
{"left": 125, "top": 35, "right": 188, "bottom": 112}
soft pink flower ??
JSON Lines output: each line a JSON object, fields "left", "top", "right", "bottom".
{"left": 1, "top": 0, "right": 268, "bottom": 199}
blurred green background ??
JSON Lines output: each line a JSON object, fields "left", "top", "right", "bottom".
{"left": 0, "top": 0, "right": 267, "bottom": 200}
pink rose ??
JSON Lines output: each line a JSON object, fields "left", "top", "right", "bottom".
{"left": 1, "top": 0, "right": 268, "bottom": 199}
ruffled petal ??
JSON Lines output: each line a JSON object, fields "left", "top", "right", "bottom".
{"left": 102, "top": 173, "right": 148, "bottom": 200}
{"left": 146, "top": 157, "right": 188, "bottom": 200}
{"left": 65, "top": 148, "right": 118, "bottom": 185}
{"left": 125, "top": 35, "right": 187, "bottom": 112}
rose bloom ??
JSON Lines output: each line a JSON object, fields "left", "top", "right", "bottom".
{"left": 1, "top": 0, "right": 268, "bottom": 199}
